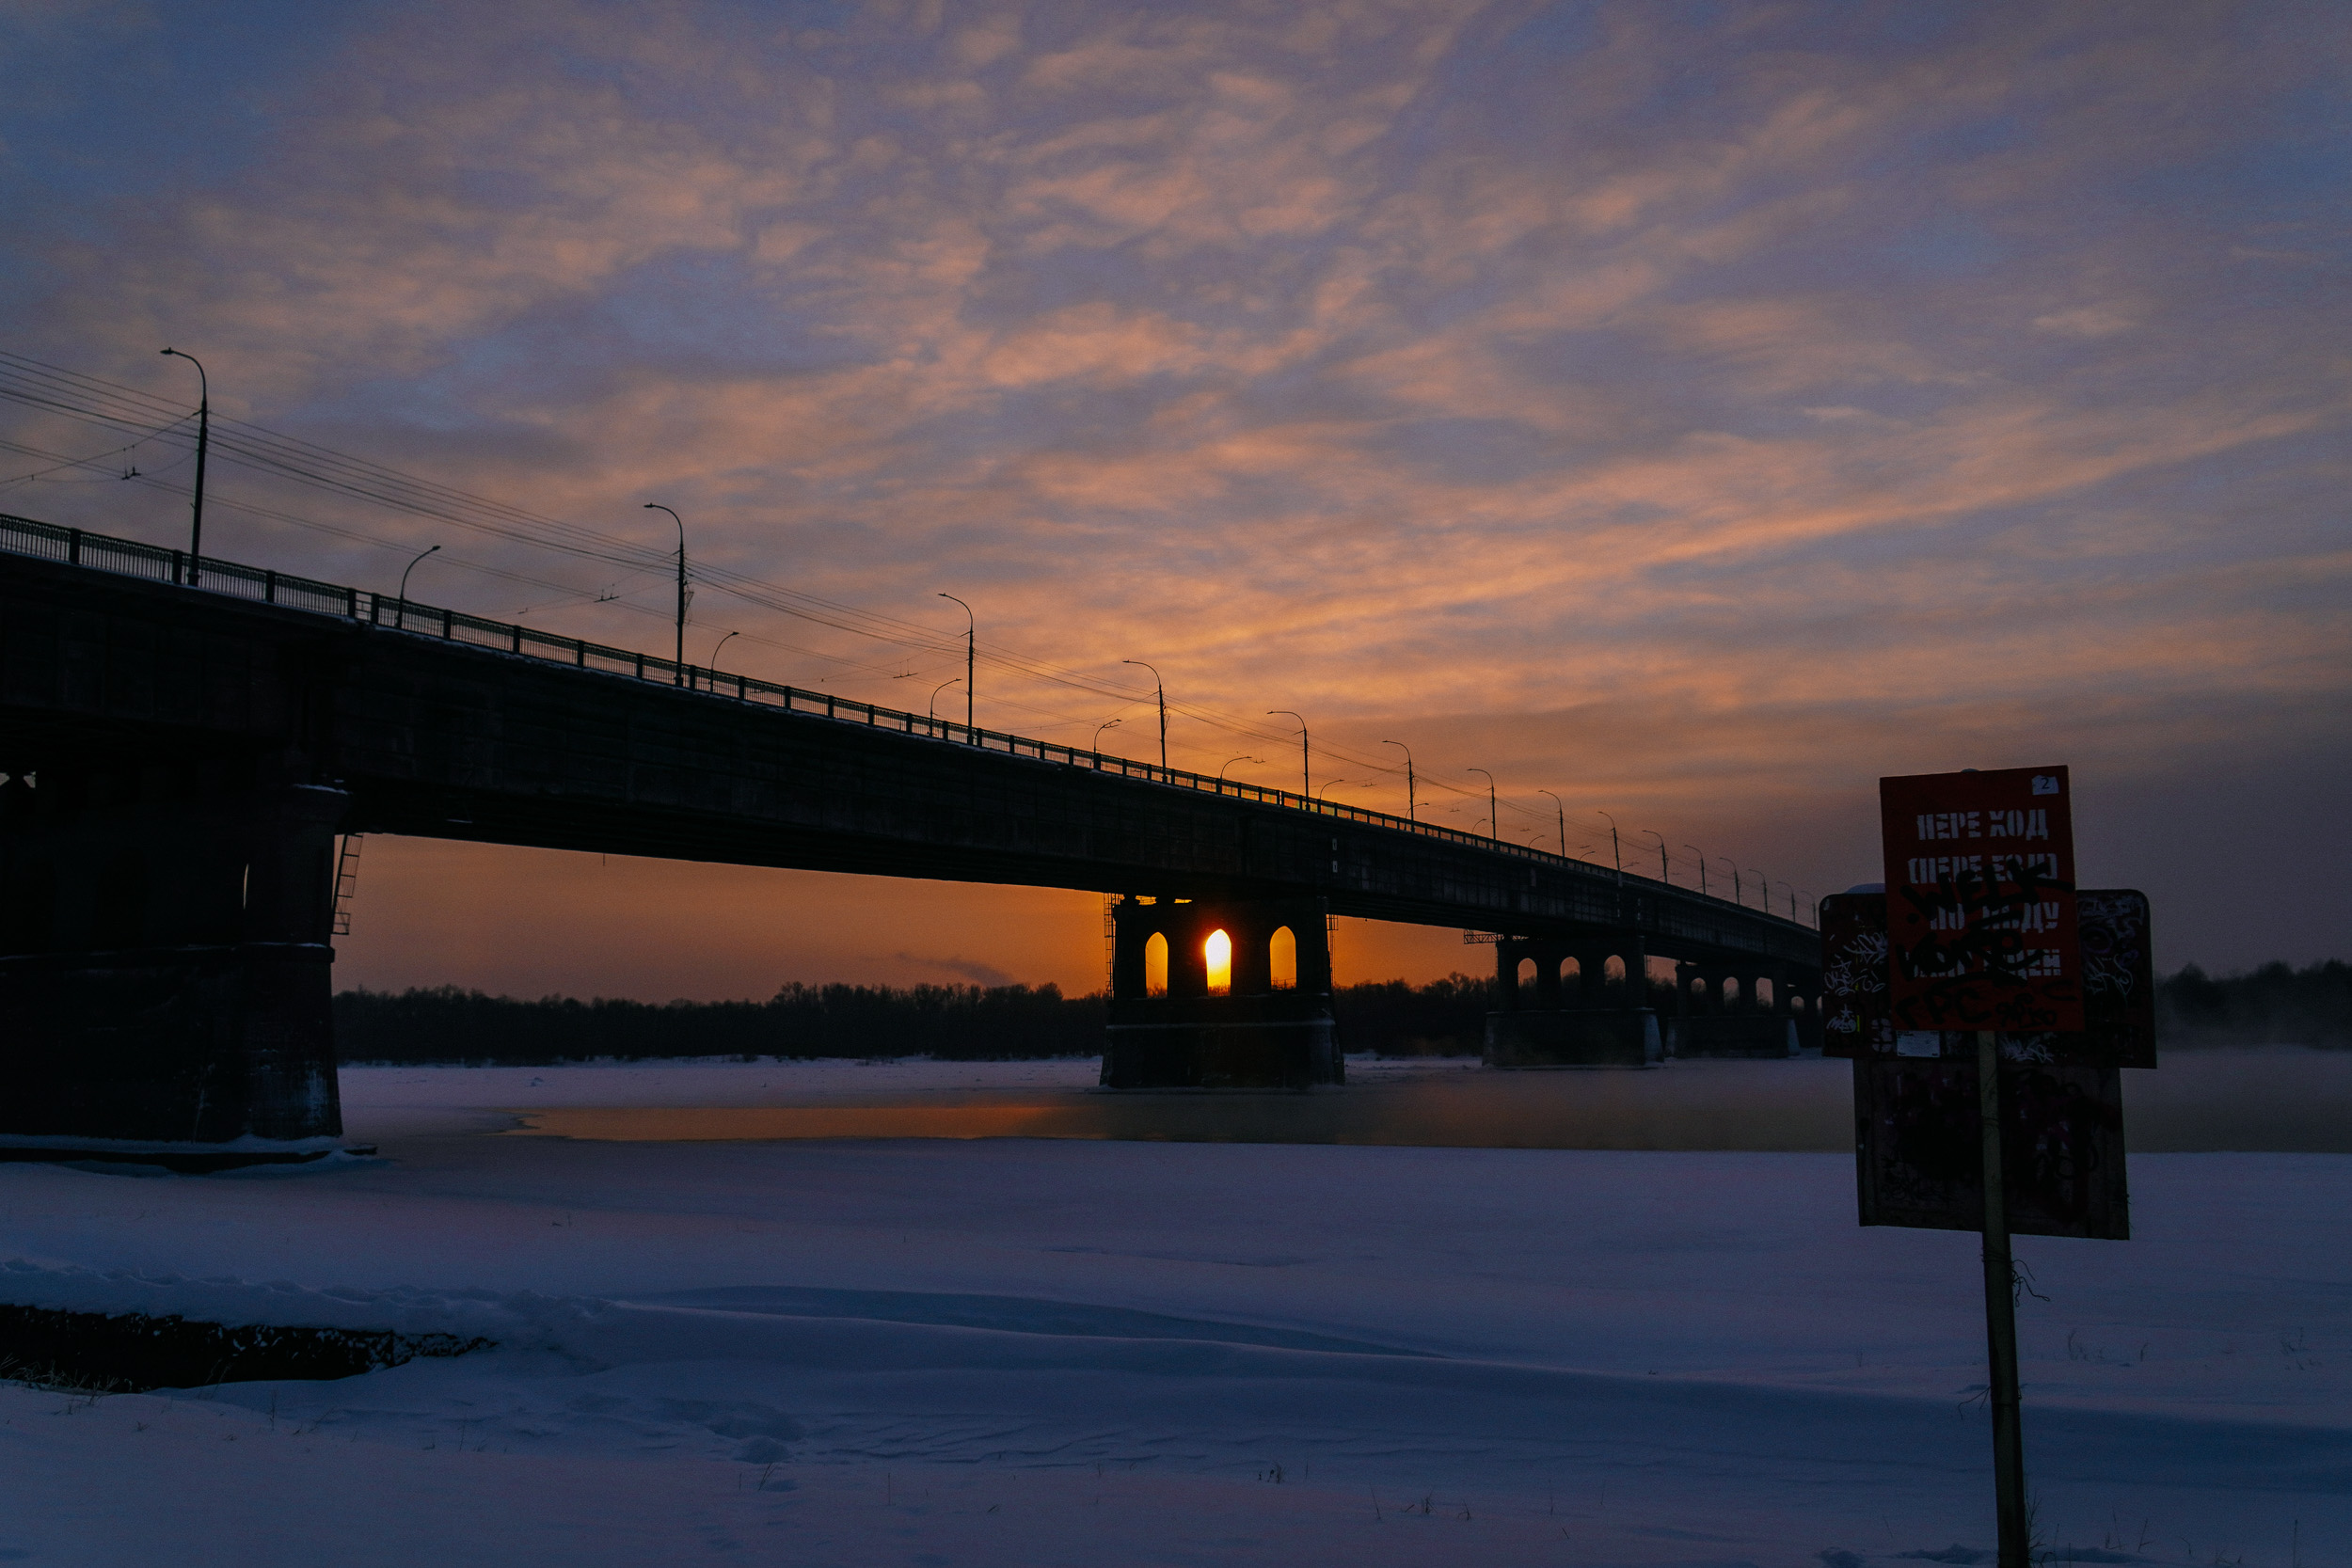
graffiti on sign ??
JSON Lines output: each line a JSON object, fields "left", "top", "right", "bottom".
{"left": 1853, "top": 1056, "right": 2128, "bottom": 1240}
{"left": 2072, "top": 890, "right": 2155, "bottom": 1069}
{"left": 1820, "top": 889, "right": 2153, "bottom": 1068}
{"left": 1880, "top": 767, "right": 2081, "bottom": 1033}
{"left": 1820, "top": 892, "right": 1894, "bottom": 1058}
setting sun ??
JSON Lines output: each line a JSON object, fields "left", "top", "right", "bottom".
{"left": 1204, "top": 929, "right": 1232, "bottom": 995}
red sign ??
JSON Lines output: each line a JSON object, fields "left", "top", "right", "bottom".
{"left": 1880, "top": 767, "right": 2080, "bottom": 1033}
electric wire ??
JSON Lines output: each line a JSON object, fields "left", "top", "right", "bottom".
{"left": 0, "top": 349, "right": 1818, "bottom": 920}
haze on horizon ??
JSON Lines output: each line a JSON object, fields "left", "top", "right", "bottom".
{"left": 3, "top": 0, "right": 2344, "bottom": 1001}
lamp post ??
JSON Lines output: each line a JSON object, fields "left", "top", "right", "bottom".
{"left": 395, "top": 544, "right": 439, "bottom": 626}
{"left": 642, "top": 504, "right": 686, "bottom": 683}
{"left": 1219, "top": 754, "right": 1262, "bottom": 782}
{"left": 702, "top": 629, "right": 738, "bottom": 694}
{"left": 1317, "top": 779, "right": 1356, "bottom": 800}
{"left": 1092, "top": 718, "right": 1122, "bottom": 756}
{"left": 1717, "top": 856, "right": 1743, "bottom": 909}
{"left": 1597, "top": 808, "right": 1622, "bottom": 879}
{"left": 1538, "top": 789, "right": 1566, "bottom": 856}
{"left": 1122, "top": 661, "right": 1166, "bottom": 769}
{"left": 158, "top": 348, "right": 209, "bottom": 584}
{"left": 936, "top": 594, "right": 974, "bottom": 731}
{"left": 1468, "top": 768, "right": 1497, "bottom": 841}
{"left": 930, "top": 678, "right": 961, "bottom": 721}
{"left": 1643, "top": 830, "right": 1670, "bottom": 883}
{"left": 1382, "top": 740, "right": 1417, "bottom": 821}
{"left": 1684, "top": 845, "right": 1709, "bottom": 899}
{"left": 1267, "top": 711, "right": 1309, "bottom": 797}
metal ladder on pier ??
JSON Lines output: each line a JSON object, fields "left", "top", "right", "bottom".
{"left": 331, "top": 834, "right": 364, "bottom": 936}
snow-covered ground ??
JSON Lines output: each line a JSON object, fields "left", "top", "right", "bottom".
{"left": 3, "top": 1057, "right": 2347, "bottom": 1566}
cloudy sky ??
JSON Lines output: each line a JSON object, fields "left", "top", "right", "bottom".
{"left": 4, "top": 0, "right": 2344, "bottom": 998}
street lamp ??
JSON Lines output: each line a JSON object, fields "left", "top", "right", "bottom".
{"left": 1597, "top": 808, "right": 1622, "bottom": 878}
{"left": 937, "top": 594, "right": 974, "bottom": 731}
{"left": 930, "top": 678, "right": 961, "bottom": 721}
{"left": 1317, "top": 778, "right": 1357, "bottom": 800}
{"left": 1537, "top": 790, "right": 1567, "bottom": 856}
{"left": 395, "top": 544, "right": 439, "bottom": 626}
{"left": 158, "top": 348, "right": 209, "bottom": 584}
{"left": 700, "top": 628, "right": 738, "bottom": 695}
{"left": 1382, "top": 740, "right": 1417, "bottom": 821}
{"left": 1683, "top": 845, "right": 1709, "bottom": 899}
{"left": 1267, "top": 710, "right": 1309, "bottom": 797}
{"left": 1122, "top": 660, "right": 1167, "bottom": 769}
{"left": 642, "top": 503, "right": 687, "bottom": 683}
{"left": 1717, "top": 856, "right": 1743, "bottom": 909}
{"left": 1468, "top": 768, "right": 1497, "bottom": 842}
{"left": 1642, "top": 830, "right": 1670, "bottom": 883}
{"left": 1219, "top": 754, "right": 1262, "bottom": 782}
{"left": 1091, "top": 717, "right": 1122, "bottom": 756}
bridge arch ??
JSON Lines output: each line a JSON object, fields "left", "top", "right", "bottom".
{"left": 1268, "top": 927, "right": 1296, "bottom": 990}
{"left": 1204, "top": 928, "right": 1232, "bottom": 995}
{"left": 1144, "top": 932, "right": 1168, "bottom": 996}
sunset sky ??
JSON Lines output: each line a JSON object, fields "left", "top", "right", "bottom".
{"left": 4, "top": 1, "right": 2344, "bottom": 999}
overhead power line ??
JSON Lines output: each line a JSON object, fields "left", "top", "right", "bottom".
{"left": 0, "top": 349, "right": 1821, "bottom": 905}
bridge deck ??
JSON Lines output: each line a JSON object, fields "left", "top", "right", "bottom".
{"left": 0, "top": 515, "right": 1817, "bottom": 970}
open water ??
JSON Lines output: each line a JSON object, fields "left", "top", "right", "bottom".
{"left": 504, "top": 1049, "right": 2351, "bottom": 1152}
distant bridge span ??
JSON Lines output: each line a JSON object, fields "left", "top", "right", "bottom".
{"left": 0, "top": 516, "right": 1818, "bottom": 1141}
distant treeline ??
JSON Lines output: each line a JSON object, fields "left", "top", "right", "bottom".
{"left": 2157, "top": 960, "right": 2352, "bottom": 1049}
{"left": 332, "top": 961, "right": 2351, "bottom": 1065}
{"left": 333, "top": 974, "right": 1500, "bottom": 1066}
{"left": 334, "top": 982, "right": 1104, "bottom": 1066}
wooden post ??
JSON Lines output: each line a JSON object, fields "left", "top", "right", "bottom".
{"left": 1977, "top": 1028, "right": 2027, "bottom": 1568}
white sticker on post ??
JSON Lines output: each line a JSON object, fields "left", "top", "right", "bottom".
{"left": 1895, "top": 1031, "right": 1944, "bottom": 1058}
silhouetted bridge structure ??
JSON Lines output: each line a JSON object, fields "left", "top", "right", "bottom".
{"left": 0, "top": 515, "right": 1820, "bottom": 1147}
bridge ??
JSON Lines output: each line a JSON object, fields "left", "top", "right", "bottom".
{"left": 0, "top": 515, "right": 1820, "bottom": 1146}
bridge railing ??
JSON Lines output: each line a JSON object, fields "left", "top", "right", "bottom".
{"left": 2, "top": 513, "right": 1815, "bottom": 931}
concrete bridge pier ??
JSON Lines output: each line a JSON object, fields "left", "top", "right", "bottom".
{"left": 0, "top": 760, "right": 345, "bottom": 1145}
{"left": 1101, "top": 895, "right": 1341, "bottom": 1089}
{"left": 1671, "top": 961, "right": 1802, "bottom": 1058}
{"left": 1484, "top": 936, "right": 1661, "bottom": 1068}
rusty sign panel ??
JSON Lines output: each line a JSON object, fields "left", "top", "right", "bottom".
{"left": 1853, "top": 1056, "right": 2128, "bottom": 1240}
{"left": 1822, "top": 889, "right": 2153, "bottom": 1068}
{"left": 1880, "top": 766, "right": 2080, "bottom": 1033}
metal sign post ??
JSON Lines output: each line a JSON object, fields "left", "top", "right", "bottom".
{"left": 1973, "top": 1024, "right": 2026, "bottom": 1566}
{"left": 1867, "top": 765, "right": 2096, "bottom": 1568}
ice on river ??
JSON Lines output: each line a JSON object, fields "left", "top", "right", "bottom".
{"left": 1, "top": 1057, "right": 2346, "bottom": 1566}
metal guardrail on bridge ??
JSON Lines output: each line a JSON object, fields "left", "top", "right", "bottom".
{"left": 1, "top": 513, "right": 1814, "bottom": 931}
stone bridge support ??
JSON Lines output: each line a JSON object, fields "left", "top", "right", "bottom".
{"left": 1485, "top": 935, "right": 1661, "bottom": 1068}
{"left": 1102, "top": 895, "right": 1339, "bottom": 1089}
{"left": 0, "top": 759, "right": 345, "bottom": 1145}
{"left": 1670, "top": 958, "right": 1802, "bottom": 1058}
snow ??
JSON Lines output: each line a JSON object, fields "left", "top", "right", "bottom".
{"left": 2, "top": 1056, "right": 2347, "bottom": 1566}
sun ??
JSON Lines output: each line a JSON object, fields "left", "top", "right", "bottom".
{"left": 1204, "top": 928, "right": 1232, "bottom": 994}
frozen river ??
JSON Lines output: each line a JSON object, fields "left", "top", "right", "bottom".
{"left": 2, "top": 1053, "right": 2345, "bottom": 1566}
